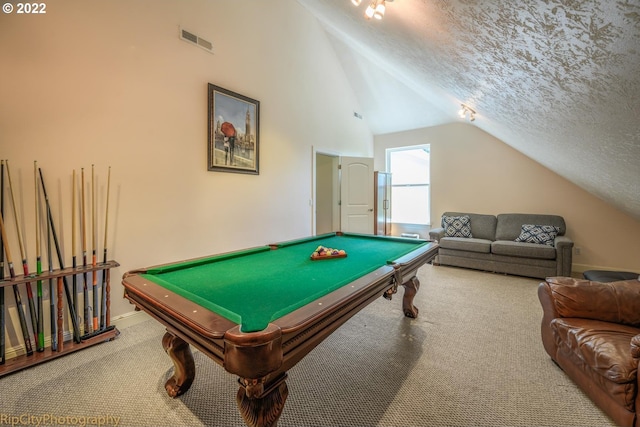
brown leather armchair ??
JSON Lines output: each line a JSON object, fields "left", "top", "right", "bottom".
{"left": 538, "top": 276, "right": 640, "bottom": 427}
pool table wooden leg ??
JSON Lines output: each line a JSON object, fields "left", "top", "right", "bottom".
{"left": 162, "top": 331, "right": 196, "bottom": 398}
{"left": 401, "top": 276, "right": 420, "bottom": 318}
{"left": 237, "top": 374, "right": 289, "bottom": 427}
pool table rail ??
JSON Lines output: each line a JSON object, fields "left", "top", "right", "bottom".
{"left": 277, "top": 266, "right": 399, "bottom": 373}
{"left": 122, "top": 271, "right": 236, "bottom": 339}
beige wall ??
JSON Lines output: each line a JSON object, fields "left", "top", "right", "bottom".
{"left": 0, "top": 0, "right": 372, "bottom": 342}
{"left": 374, "top": 123, "right": 640, "bottom": 273}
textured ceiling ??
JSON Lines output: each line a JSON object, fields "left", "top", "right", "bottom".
{"left": 296, "top": 0, "right": 640, "bottom": 220}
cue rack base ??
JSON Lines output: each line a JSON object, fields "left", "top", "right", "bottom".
{"left": 0, "top": 260, "right": 119, "bottom": 378}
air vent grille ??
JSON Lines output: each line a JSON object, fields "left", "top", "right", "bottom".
{"left": 180, "top": 27, "right": 214, "bottom": 54}
{"left": 197, "top": 38, "right": 212, "bottom": 51}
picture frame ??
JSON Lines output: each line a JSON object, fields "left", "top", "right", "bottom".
{"left": 208, "top": 83, "right": 260, "bottom": 174}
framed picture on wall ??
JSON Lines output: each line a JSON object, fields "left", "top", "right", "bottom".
{"left": 208, "top": 83, "right": 260, "bottom": 174}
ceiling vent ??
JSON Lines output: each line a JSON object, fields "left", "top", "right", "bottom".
{"left": 180, "top": 27, "right": 214, "bottom": 54}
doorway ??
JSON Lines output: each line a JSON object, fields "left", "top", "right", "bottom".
{"left": 313, "top": 151, "right": 374, "bottom": 236}
{"left": 315, "top": 152, "right": 340, "bottom": 235}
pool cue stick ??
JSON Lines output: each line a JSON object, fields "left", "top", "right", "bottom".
{"left": 46, "top": 203, "right": 56, "bottom": 351}
{"left": 38, "top": 168, "right": 81, "bottom": 343}
{"left": 91, "top": 164, "right": 98, "bottom": 332}
{"left": 80, "top": 168, "right": 91, "bottom": 335}
{"left": 0, "top": 210, "right": 34, "bottom": 356}
{"left": 99, "top": 166, "right": 110, "bottom": 330}
{"left": 1, "top": 160, "right": 5, "bottom": 364}
{"left": 5, "top": 160, "right": 38, "bottom": 346}
{"left": 34, "top": 161, "right": 44, "bottom": 351}
{"left": 56, "top": 276, "right": 63, "bottom": 350}
{"left": 71, "top": 170, "right": 78, "bottom": 332}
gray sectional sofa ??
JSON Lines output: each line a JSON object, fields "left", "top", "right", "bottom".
{"left": 428, "top": 212, "right": 574, "bottom": 279}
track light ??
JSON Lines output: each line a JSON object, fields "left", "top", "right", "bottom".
{"left": 374, "top": 0, "right": 386, "bottom": 19}
{"left": 458, "top": 104, "right": 476, "bottom": 122}
{"left": 365, "top": 1, "right": 376, "bottom": 19}
{"left": 352, "top": 0, "right": 393, "bottom": 21}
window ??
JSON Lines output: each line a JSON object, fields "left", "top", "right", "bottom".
{"left": 385, "top": 145, "right": 430, "bottom": 225}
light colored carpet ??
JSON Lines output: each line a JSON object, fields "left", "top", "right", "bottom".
{"left": 0, "top": 265, "right": 615, "bottom": 426}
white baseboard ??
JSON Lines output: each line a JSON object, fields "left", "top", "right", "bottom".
{"left": 111, "top": 310, "right": 152, "bottom": 330}
{"left": 2, "top": 310, "right": 151, "bottom": 360}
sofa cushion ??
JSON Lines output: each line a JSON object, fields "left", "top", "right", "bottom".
{"left": 495, "top": 213, "right": 566, "bottom": 241}
{"left": 439, "top": 237, "right": 492, "bottom": 253}
{"left": 547, "top": 277, "right": 640, "bottom": 327}
{"left": 552, "top": 318, "right": 639, "bottom": 385}
{"left": 491, "top": 240, "right": 556, "bottom": 259}
{"left": 441, "top": 212, "right": 497, "bottom": 241}
{"left": 514, "top": 224, "right": 560, "bottom": 246}
{"left": 442, "top": 215, "right": 472, "bottom": 238}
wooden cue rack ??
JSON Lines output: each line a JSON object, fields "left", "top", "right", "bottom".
{"left": 0, "top": 260, "right": 119, "bottom": 377}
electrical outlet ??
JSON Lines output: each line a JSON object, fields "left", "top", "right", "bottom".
{"left": 575, "top": 247, "right": 581, "bottom": 255}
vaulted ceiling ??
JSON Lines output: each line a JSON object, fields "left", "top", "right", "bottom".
{"left": 296, "top": 0, "right": 640, "bottom": 221}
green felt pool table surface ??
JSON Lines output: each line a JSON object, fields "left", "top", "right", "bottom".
{"left": 139, "top": 232, "right": 431, "bottom": 332}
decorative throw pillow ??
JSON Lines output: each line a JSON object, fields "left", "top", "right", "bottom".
{"left": 514, "top": 224, "right": 560, "bottom": 246}
{"left": 442, "top": 215, "right": 473, "bottom": 238}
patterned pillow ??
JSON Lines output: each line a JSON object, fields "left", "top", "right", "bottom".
{"left": 514, "top": 224, "right": 560, "bottom": 246}
{"left": 442, "top": 215, "right": 473, "bottom": 238}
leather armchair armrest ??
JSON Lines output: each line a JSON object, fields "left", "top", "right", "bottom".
{"left": 429, "top": 227, "right": 445, "bottom": 242}
{"left": 538, "top": 281, "right": 561, "bottom": 358}
{"left": 631, "top": 335, "right": 640, "bottom": 359}
{"left": 538, "top": 281, "right": 561, "bottom": 317}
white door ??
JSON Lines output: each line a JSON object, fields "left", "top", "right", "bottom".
{"left": 340, "top": 156, "right": 374, "bottom": 234}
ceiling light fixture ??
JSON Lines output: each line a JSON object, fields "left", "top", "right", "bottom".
{"left": 352, "top": 0, "right": 393, "bottom": 20}
{"left": 458, "top": 104, "right": 476, "bottom": 122}
{"left": 373, "top": 1, "right": 386, "bottom": 19}
{"left": 365, "top": 2, "right": 376, "bottom": 19}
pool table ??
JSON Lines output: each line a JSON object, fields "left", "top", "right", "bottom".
{"left": 122, "top": 232, "right": 438, "bottom": 427}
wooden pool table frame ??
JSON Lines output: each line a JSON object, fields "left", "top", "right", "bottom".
{"left": 122, "top": 235, "right": 438, "bottom": 427}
